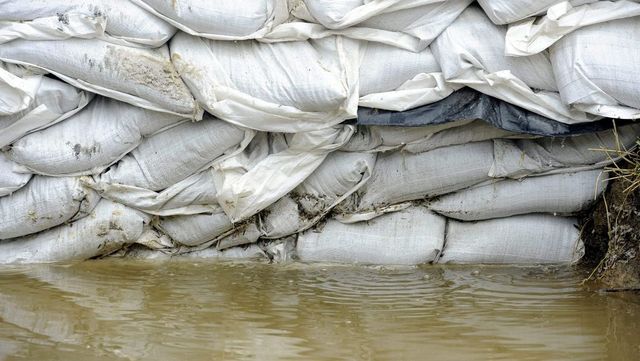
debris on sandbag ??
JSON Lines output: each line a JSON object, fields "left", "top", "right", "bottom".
{"left": 260, "top": 151, "right": 376, "bottom": 239}
{"left": 0, "top": 0, "right": 176, "bottom": 46}
{"left": 0, "top": 39, "right": 199, "bottom": 117}
{"left": 0, "top": 0, "right": 638, "bottom": 266}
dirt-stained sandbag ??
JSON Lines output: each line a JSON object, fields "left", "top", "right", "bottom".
{"left": 0, "top": 176, "right": 99, "bottom": 239}
{"left": 0, "top": 199, "right": 149, "bottom": 264}
{"left": 0, "top": 39, "right": 199, "bottom": 116}
{"left": 8, "top": 96, "right": 185, "bottom": 176}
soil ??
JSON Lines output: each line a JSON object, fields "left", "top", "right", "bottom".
{"left": 581, "top": 179, "right": 640, "bottom": 290}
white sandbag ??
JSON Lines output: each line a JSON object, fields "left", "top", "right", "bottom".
{"left": 0, "top": 151, "right": 30, "bottom": 197}
{"left": 8, "top": 96, "right": 185, "bottom": 176}
{"left": 0, "top": 75, "right": 90, "bottom": 148}
{"left": 260, "top": 151, "right": 376, "bottom": 238}
{"left": 478, "top": 0, "right": 595, "bottom": 25}
{"left": 0, "top": 39, "right": 199, "bottom": 117}
{"left": 0, "top": 176, "right": 99, "bottom": 239}
{"left": 130, "top": 0, "right": 287, "bottom": 40}
{"left": 157, "top": 210, "right": 233, "bottom": 247}
{"left": 170, "top": 32, "right": 358, "bottom": 132}
{"left": 0, "top": 64, "right": 39, "bottom": 116}
{"left": 0, "top": 0, "right": 176, "bottom": 47}
{"left": 214, "top": 126, "right": 355, "bottom": 222}
{"left": 506, "top": 1, "right": 640, "bottom": 57}
{"left": 91, "top": 169, "right": 219, "bottom": 217}
{"left": 491, "top": 124, "right": 640, "bottom": 178}
{"left": 297, "top": 206, "right": 445, "bottom": 265}
{"left": 280, "top": 0, "right": 472, "bottom": 52}
{"left": 0, "top": 199, "right": 148, "bottom": 264}
{"left": 550, "top": 17, "right": 640, "bottom": 119}
{"left": 431, "top": 5, "right": 595, "bottom": 124}
{"left": 355, "top": 141, "right": 495, "bottom": 212}
{"left": 438, "top": 215, "right": 584, "bottom": 264}
{"left": 98, "top": 116, "right": 248, "bottom": 192}
{"left": 358, "top": 43, "right": 458, "bottom": 111}
{"left": 430, "top": 169, "right": 606, "bottom": 221}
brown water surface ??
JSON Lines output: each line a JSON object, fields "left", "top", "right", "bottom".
{"left": 0, "top": 261, "right": 638, "bottom": 360}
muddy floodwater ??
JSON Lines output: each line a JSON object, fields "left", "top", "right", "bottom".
{"left": 0, "top": 261, "right": 638, "bottom": 360}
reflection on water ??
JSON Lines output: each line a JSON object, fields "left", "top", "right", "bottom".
{"left": 0, "top": 261, "right": 638, "bottom": 360}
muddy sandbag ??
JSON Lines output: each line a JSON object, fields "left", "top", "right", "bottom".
{"left": 0, "top": 151, "right": 31, "bottom": 197}
{"left": 170, "top": 32, "right": 358, "bottom": 132}
{"left": 491, "top": 124, "right": 640, "bottom": 178}
{"left": 430, "top": 169, "right": 606, "bottom": 221}
{"left": 431, "top": 5, "right": 594, "bottom": 124}
{"left": 0, "top": 199, "right": 148, "bottom": 264}
{"left": 97, "top": 116, "right": 247, "bottom": 192}
{"left": 358, "top": 42, "right": 457, "bottom": 111}
{"left": 0, "top": 75, "right": 90, "bottom": 148}
{"left": 297, "top": 206, "right": 445, "bottom": 265}
{"left": 130, "top": 0, "right": 287, "bottom": 40}
{"left": 477, "top": 0, "right": 594, "bottom": 24}
{"left": 438, "top": 214, "right": 583, "bottom": 264}
{"left": 355, "top": 141, "right": 495, "bottom": 211}
{"left": 0, "top": 39, "right": 199, "bottom": 117}
{"left": 260, "top": 151, "right": 376, "bottom": 238}
{"left": 213, "top": 126, "right": 354, "bottom": 222}
{"left": 118, "top": 243, "right": 268, "bottom": 261}
{"left": 0, "top": 0, "right": 176, "bottom": 46}
{"left": 550, "top": 17, "right": 640, "bottom": 119}
{"left": 289, "top": 0, "right": 472, "bottom": 51}
{"left": 8, "top": 96, "right": 185, "bottom": 176}
{"left": 0, "top": 176, "right": 99, "bottom": 239}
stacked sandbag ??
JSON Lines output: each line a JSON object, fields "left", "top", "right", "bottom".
{"left": 260, "top": 151, "right": 376, "bottom": 238}
{"left": 130, "top": 0, "right": 287, "bottom": 40}
{"left": 0, "top": 65, "right": 90, "bottom": 147}
{"left": 0, "top": 152, "right": 30, "bottom": 196}
{"left": 0, "top": 176, "right": 99, "bottom": 239}
{"left": 287, "top": 0, "right": 473, "bottom": 51}
{"left": 7, "top": 96, "right": 185, "bottom": 176}
{"left": 0, "top": 0, "right": 176, "bottom": 46}
{"left": 0, "top": 0, "right": 637, "bottom": 266}
{"left": 0, "top": 38, "right": 199, "bottom": 116}
{"left": 0, "top": 200, "right": 148, "bottom": 264}
{"left": 296, "top": 206, "right": 445, "bottom": 265}
{"left": 438, "top": 215, "right": 583, "bottom": 264}
{"left": 170, "top": 32, "right": 359, "bottom": 132}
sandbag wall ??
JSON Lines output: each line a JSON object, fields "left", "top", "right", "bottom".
{"left": 0, "top": 0, "right": 638, "bottom": 265}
